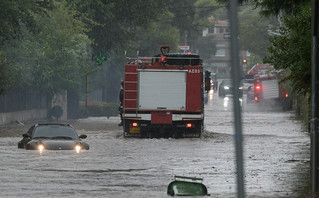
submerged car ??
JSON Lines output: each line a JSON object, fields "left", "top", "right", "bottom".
{"left": 18, "top": 123, "right": 89, "bottom": 152}
{"left": 218, "top": 79, "right": 243, "bottom": 97}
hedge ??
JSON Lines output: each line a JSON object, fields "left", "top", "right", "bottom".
{"left": 79, "top": 102, "right": 119, "bottom": 118}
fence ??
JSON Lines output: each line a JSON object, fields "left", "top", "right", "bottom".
{"left": 0, "top": 87, "right": 47, "bottom": 113}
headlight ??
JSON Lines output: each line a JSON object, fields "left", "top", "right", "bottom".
{"left": 75, "top": 145, "right": 81, "bottom": 153}
{"left": 38, "top": 144, "right": 45, "bottom": 152}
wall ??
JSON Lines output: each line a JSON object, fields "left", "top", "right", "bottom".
{"left": 0, "top": 109, "right": 47, "bottom": 125}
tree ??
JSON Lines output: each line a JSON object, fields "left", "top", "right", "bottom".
{"left": 168, "top": 0, "right": 218, "bottom": 49}
{"left": 264, "top": 4, "right": 311, "bottom": 95}
{"left": 238, "top": 7, "right": 275, "bottom": 58}
{"left": 0, "top": 0, "right": 53, "bottom": 45}
{"left": 216, "top": 0, "right": 310, "bottom": 17}
{"left": 194, "top": 36, "right": 216, "bottom": 59}
{"left": 0, "top": 51, "right": 21, "bottom": 94}
{"left": 0, "top": 0, "right": 54, "bottom": 94}
{"left": 3, "top": 1, "right": 93, "bottom": 98}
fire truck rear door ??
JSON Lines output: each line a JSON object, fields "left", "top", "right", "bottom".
{"left": 138, "top": 70, "right": 187, "bottom": 110}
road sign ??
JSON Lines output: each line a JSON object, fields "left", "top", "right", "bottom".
{"left": 178, "top": 46, "right": 190, "bottom": 50}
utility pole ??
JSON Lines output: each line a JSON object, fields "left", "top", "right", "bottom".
{"left": 311, "top": 0, "right": 319, "bottom": 192}
{"left": 229, "top": 1, "right": 245, "bottom": 198}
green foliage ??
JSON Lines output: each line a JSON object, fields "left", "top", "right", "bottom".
{"left": 3, "top": 1, "right": 93, "bottom": 96}
{"left": 79, "top": 102, "right": 118, "bottom": 118}
{"left": 0, "top": 0, "right": 54, "bottom": 43}
{"left": 264, "top": 4, "right": 311, "bottom": 95}
{"left": 245, "top": 54, "right": 263, "bottom": 71}
{"left": 135, "top": 22, "right": 180, "bottom": 56}
{"left": 238, "top": 7, "right": 274, "bottom": 58}
{"left": 194, "top": 36, "right": 216, "bottom": 59}
{"left": 0, "top": 51, "right": 21, "bottom": 94}
{"left": 168, "top": 0, "right": 217, "bottom": 49}
{"left": 67, "top": 0, "right": 171, "bottom": 55}
{"left": 216, "top": 0, "right": 309, "bottom": 17}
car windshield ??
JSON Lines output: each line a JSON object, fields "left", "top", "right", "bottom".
{"left": 33, "top": 125, "right": 79, "bottom": 139}
{"left": 222, "top": 79, "right": 232, "bottom": 85}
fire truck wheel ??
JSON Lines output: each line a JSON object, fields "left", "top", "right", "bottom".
{"left": 123, "top": 120, "right": 129, "bottom": 138}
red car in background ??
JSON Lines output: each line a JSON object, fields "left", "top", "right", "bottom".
{"left": 247, "top": 63, "right": 273, "bottom": 75}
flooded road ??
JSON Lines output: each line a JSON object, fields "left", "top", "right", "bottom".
{"left": 0, "top": 90, "right": 312, "bottom": 197}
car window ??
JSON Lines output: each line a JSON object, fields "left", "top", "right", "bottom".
{"left": 27, "top": 126, "right": 35, "bottom": 135}
{"left": 223, "top": 79, "right": 232, "bottom": 85}
{"left": 33, "top": 125, "right": 79, "bottom": 139}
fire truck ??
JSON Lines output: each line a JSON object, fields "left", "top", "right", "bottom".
{"left": 253, "top": 70, "right": 292, "bottom": 110}
{"left": 122, "top": 46, "right": 204, "bottom": 138}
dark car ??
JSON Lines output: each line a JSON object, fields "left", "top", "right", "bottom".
{"left": 18, "top": 123, "right": 89, "bottom": 152}
{"left": 218, "top": 79, "right": 243, "bottom": 97}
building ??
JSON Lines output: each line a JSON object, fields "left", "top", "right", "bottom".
{"left": 202, "top": 19, "right": 249, "bottom": 76}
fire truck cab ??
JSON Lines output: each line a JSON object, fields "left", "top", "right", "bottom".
{"left": 122, "top": 46, "right": 204, "bottom": 138}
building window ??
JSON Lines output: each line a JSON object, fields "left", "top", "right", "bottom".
{"left": 208, "top": 27, "right": 214, "bottom": 33}
{"left": 215, "top": 48, "right": 226, "bottom": 57}
{"left": 216, "top": 42, "right": 226, "bottom": 47}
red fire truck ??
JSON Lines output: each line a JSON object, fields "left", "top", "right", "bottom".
{"left": 253, "top": 70, "right": 292, "bottom": 110}
{"left": 122, "top": 46, "right": 204, "bottom": 138}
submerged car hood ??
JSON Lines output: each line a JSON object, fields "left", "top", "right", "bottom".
{"left": 41, "top": 139, "right": 79, "bottom": 150}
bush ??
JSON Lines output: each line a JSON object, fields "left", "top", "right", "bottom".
{"left": 78, "top": 102, "right": 119, "bottom": 118}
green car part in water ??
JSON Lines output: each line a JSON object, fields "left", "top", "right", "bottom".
{"left": 167, "top": 176, "right": 208, "bottom": 196}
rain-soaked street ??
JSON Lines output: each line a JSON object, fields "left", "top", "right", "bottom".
{"left": 0, "top": 89, "right": 311, "bottom": 198}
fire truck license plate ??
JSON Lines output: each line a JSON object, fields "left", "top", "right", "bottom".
{"left": 130, "top": 127, "right": 140, "bottom": 134}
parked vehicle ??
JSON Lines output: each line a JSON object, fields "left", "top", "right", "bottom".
{"left": 122, "top": 46, "right": 204, "bottom": 138}
{"left": 18, "top": 123, "right": 89, "bottom": 152}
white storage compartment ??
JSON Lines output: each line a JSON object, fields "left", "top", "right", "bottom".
{"left": 138, "top": 70, "right": 187, "bottom": 110}
{"left": 262, "top": 79, "right": 279, "bottom": 99}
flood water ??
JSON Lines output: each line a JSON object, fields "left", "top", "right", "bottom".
{"left": 0, "top": 90, "right": 313, "bottom": 197}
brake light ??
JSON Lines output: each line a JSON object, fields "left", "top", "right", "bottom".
{"left": 160, "top": 57, "right": 167, "bottom": 62}
{"left": 186, "top": 123, "right": 193, "bottom": 128}
{"left": 255, "top": 85, "right": 261, "bottom": 90}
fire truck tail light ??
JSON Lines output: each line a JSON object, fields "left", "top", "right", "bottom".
{"left": 160, "top": 57, "right": 167, "bottom": 62}
{"left": 186, "top": 123, "right": 193, "bottom": 128}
